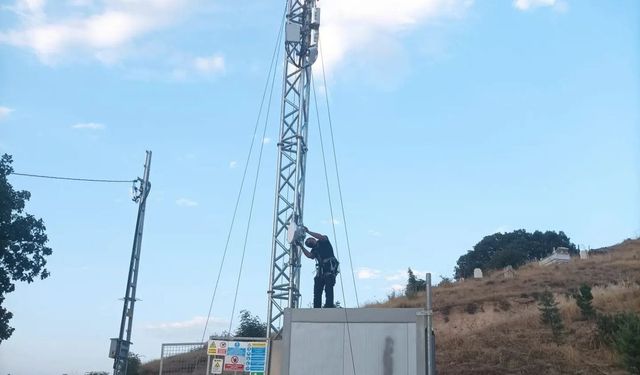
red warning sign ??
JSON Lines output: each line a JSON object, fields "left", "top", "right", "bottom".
{"left": 224, "top": 355, "right": 244, "bottom": 371}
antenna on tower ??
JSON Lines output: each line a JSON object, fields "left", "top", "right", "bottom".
{"left": 266, "top": 0, "right": 321, "bottom": 338}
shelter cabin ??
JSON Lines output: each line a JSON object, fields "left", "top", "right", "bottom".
{"left": 539, "top": 246, "right": 571, "bottom": 266}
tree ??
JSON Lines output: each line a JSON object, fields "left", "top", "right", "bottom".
{"left": 405, "top": 268, "right": 425, "bottom": 299}
{"left": 597, "top": 312, "right": 640, "bottom": 373}
{"left": 235, "top": 310, "right": 267, "bottom": 338}
{"left": 0, "top": 154, "right": 52, "bottom": 343}
{"left": 454, "top": 229, "right": 577, "bottom": 279}
{"left": 573, "top": 284, "right": 595, "bottom": 319}
{"left": 127, "top": 352, "right": 142, "bottom": 375}
{"left": 538, "top": 290, "right": 564, "bottom": 344}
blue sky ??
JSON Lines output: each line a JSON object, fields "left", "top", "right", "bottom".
{"left": 0, "top": 0, "right": 638, "bottom": 373}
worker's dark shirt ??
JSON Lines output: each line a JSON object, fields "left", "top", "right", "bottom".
{"left": 310, "top": 238, "right": 335, "bottom": 263}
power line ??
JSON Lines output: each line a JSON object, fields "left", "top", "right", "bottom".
{"left": 10, "top": 172, "right": 135, "bottom": 183}
{"left": 198, "top": 4, "right": 286, "bottom": 345}
{"left": 312, "top": 75, "right": 358, "bottom": 375}
{"left": 318, "top": 40, "right": 360, "bottom": 307}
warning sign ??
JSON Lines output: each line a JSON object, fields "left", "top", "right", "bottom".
{"left": 211, "top": 358, "right": 223, "bottom": 374}
{"left": 208, "top": 339, "right": 267, "bottom": 373}
{"left": 224, "top": 354, "right": 245, "bottom": 372}
{"left": 207, "top": 340, "right": 228, "bottom": 356}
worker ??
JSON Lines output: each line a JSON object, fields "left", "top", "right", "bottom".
{"left": 301, "top": 226, "right": 339, "bottom": 308}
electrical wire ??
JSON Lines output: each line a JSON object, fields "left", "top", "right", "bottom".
{"left": 9, "top": 172, "right": 134, "bottom": 183}
{"left": 198, "top": 7, "right": 286, "bottom": 345}
{"left": 227, "top": 26, "right": 282, "bottom": 336}
{"left": 318, "top": 40, "right": 360, "bottom": 306}
{"left": 312, "top": 76, "right": 358, "bottom": 375}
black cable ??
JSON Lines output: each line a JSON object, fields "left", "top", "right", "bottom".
{"left": 198, "top": 4, "right": 287, "bottom": 345}
{"left": 312, "top": 77, "right": 358, "bottom": 375}
{"left": 318, "top": 40, "right": 360, "bottom": 307}
{"left": 10, "top": 172, "right": 134, "bottom": 183}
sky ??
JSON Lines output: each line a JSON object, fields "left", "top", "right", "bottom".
{"left": 0, "top": 0, "right": 638, "bottom": 373}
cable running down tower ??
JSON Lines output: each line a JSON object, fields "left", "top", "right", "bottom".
{"left": 267, "top": 0, "right": 320, "bottom": 338}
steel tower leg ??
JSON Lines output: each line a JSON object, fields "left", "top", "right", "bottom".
{"left": 267, "top": 0, "right": 320, "bottom": 338}
{"left": 111, "top": 151, "right": 152, "bottom": 375}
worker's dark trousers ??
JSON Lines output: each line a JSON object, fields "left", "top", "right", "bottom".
{"left": 313, "top": 274, "right": 336, "bottom": 308}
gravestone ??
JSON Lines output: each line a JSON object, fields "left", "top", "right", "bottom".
{"left": 580, "top": 250, "right": 589, "bottom": 260}
{"left": 473, "top": 268, "right": 483, "bottom": 279}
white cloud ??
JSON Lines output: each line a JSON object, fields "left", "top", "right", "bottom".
{"left": 319, "top": 0, "right": 473, "bottom": 73}
{"left": 384, "top": 270, "right": 407, "bottom": 281}
{"left": 229, "top": 160, "right": 238, "bottom": 169}
{"left": 262, "top": 137, "right": 271, "bottom": 144}
{"left": 321, "top": 218, "right": 341, "bottom": 225}
{"left": 71, "top": 122, "right": 104, "bottom": 130}
{"left": 0, "top": 106, "right": 14, "bottom": 120}
{"left": 355, "top": 267, "right": 381, "bottom": 280}
{"left": 513, "top": 0, "right": 568, "bottom": 11}
{"left": 194, "top": 54, "right": 225, "bottom": 75}
{"left": 388, "top": 284, "right": 405, "bottom": 292}
{"left": 368, "top": 229, "right": 382, "bottom": 237}
{"left": 0, "top": 0, "right": 193, "bottom": 63}
{"left": 176, "top": 197, "right": 198, "bottom": 207}
{"left": 144, "top": 316, "right": 226, "bottom": 330}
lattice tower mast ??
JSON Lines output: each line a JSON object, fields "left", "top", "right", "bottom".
{"left": 267, "top": 0, "right": 320, "bottom": 338}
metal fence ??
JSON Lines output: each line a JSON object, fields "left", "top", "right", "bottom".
{"left": 158, "top": 342, "right": 208, "bottom": 375}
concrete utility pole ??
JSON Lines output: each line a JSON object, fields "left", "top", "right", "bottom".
{"left": 266, "top": 0, "right": 321, "bottom": 338}
{"left": 110, "top": 151, "right": 152, "bottom": 375}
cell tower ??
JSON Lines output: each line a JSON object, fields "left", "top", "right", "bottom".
{"left": 266, "top": 0, "right": 320, "bottom": 337}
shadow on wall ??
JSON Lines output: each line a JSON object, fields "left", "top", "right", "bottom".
{"left": 383, "top": 336, "right": 394, "bottom": 375}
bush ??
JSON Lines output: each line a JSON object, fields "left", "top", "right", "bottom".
{"left": 405, "top": 268, "right": 426, "bottom": 299}
{"left": 573, "top": 284, "right": 595, "bottom": 319}
{"left": 538, "top": 290, "right": 564, "bottom": 344}
{"left": 597, "top": 312, "right": 640, "bottom": 373}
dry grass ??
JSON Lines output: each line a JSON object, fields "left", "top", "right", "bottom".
{"left": 371, "top": 238, "right": 640, "bottom": 374}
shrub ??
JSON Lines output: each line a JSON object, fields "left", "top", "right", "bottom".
{"left": 465, "top": 303, "right": 479, "bottom": 315}
{"left": 597, "top": 312, "right": 640, "bottom": 373}
{"left": 538, "top": 290, "right": 564, "bottom": 343}
{"left": 573, "top": 284, "right": 595, "bottom": 319}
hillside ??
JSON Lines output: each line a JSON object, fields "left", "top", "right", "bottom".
{"left": 369, "top": 238, "right": 640, "bottom": 374}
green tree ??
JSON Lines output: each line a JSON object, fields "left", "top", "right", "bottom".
{"left": 235, "top": 310, "right": 267, "bottom": 338}
{"left": 0, "top": 154, "right": 52, "bottom": 342}
{"left": 538, "top": 290, "right": 564, "bottom": 344}
{"left": 574, "top": 284, "right": 595, "bottom": 319}
{"left": 597, "top": 312, "right": 640, "bottom": 373}
{"left": 405, "top": 268, "right": 425, "bottom": 299}
{"left": 127, "top": 352, "right": 142, "bottom": 375}
{"left": 454, "top": 229, "right": 577, "bottom": 279}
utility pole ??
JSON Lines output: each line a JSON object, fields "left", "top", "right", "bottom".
{"left": 267, "top": 0, "right": 320, "bottom": 338}
{"left": 110, "top": 151, "right": 152, "bottom": 375}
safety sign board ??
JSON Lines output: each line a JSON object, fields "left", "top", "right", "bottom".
{"left": 208, "top": 340, "right": 228, "bottom": 356}
{"left": 245, "top": 342, "right": 267, "bottom": 373}
{"left": 208, "top": 339, "right": 267, "bottom": 373}
{"left": 211, "top": 358, "right": 223, "bottom": 374}
{"left": 224, "top": 354, "right": 245, "bottom": 372}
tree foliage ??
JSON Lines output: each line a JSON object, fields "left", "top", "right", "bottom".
{"left": 127, "top": 352, "right": 142, "bottom": 375}
{"left": 573, "top": 284, "right": 595, "bottom": 320}
{"left": 454, "top": 229, "right": 577, "bottom": 279}
{"left": 538, "top": 290, "right": 564, "bottom": 344}
{"left": 597, "top": 312, "right": 640, "bottom": 373}
{"left": 234, "top": 310, "right": 267, "bottom": 338}
{"left": 405, "top": 268, "right": 425, "bottom": 299}
{"left": 0, "top": 154, "right": 53, "bottom": 343}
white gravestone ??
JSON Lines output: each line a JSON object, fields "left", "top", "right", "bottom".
{"left": 473, "top": 268, "right": 483, "bottom": 279}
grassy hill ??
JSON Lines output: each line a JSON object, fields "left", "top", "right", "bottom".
{"left": 141, "top": 239, "right": 639, "bottom": 374}
{"left": 369, "top": 238, "right": 640, "bottom": 374}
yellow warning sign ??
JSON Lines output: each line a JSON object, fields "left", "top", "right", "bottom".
{"left": 211, "top": 358, "right": 223, "bottom": 374}
{"left": 207, "top": 341, "right": 217, "bottom": 355}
